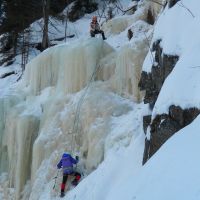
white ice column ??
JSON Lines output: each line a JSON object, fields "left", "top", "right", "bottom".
{"left": 0, "top": 95, "right": 22, "bottom": 173}
{"left": 5, "top": 108, "right": 40, "bottom": 200}
{"left": 115, "top": 43, "right": 147, "bottom": 102}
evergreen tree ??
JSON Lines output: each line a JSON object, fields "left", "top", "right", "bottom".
{"left": 68, "top": 0, "right": 98, "bottom": 22}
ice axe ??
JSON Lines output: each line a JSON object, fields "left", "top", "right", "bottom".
{"left": 53, "top": 170, "right": 59, "bottom": 190}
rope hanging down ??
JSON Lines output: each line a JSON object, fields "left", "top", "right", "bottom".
{"left": 70, "top": 61, "right": 103, "bottom": 153}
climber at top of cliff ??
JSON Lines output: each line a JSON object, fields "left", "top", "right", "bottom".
{"left": 57, "top": 152, "right": 81, "bottom": 198}
{"left": 90, "top": 16, "right": 106, "bottom": 40}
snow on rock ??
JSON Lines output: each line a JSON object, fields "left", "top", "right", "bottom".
{"left": 143, "top": 0, "right": 200, "bottom": 71}
{"left": 144, "top": 0, "right": 200, "bottom": 116}
{"left": 153, "top": 46, "right": 200, "bottom": 116}
{"left": 153, "top": 1, "right": 200, "bottom": 56}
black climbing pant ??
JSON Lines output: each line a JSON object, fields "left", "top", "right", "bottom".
{"left": 61, "top": 172, "right": 81, "bottom": 192}
{"left": 90, "top": 30, "right": 106, "bottom": 40}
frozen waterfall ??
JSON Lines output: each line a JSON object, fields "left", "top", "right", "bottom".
{"left": 24, "top": 38, "right": 114, "bottom": 95}
{"left": 0, "top": 36, "right": 147, "bottom": 200}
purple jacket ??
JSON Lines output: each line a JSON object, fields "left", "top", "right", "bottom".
{"left": 57, "top": 153, "right": 78, "bottom": 174}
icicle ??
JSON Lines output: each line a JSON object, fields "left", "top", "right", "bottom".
{"left": 24, "top": 38, "right": 114, "bottom": 95}
{"left": 0, "top": 94, "right": 22, "bottom": 173}
{"left": 114, "top": 44, "right": 146, "bottom": 102}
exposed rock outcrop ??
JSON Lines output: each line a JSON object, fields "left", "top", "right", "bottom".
{"left": 168, "top": 0, "right": 180, "bottom": 8}
{"left": 139, "top": 40, "right": 200, "bottom": 164}
{"left": 146, "top": 106, "right": 200, "bottom": 162}
{"left": 139, "top": 40, "right": 179, "bottom": 109}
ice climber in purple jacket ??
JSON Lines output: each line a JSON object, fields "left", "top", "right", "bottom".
{"left": 57, "top": 152, "right": 81, "bottom": 197}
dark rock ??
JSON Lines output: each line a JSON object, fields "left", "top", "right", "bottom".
{"left": 142, "top": 138, "right": 150, "bottom": 165}
{"left": 168, "top": 0, "right": 180, "bottom": 8}
{"left": 139, "top": 39, "right": 200, "bottom": 164}
{"left": 146, "top": 8, "right": 155, "bottom": 25}
{"left": 143, "top": 106, "right": 200, "bottom": 164}
{"left": 149, "top": 113, "right": 181, "bottom": 158}
{"left": 139, "top": 40, "right": 179, "bottom": 108}
{"left": 152, "top": 39, "right": 161, "bottom": 52}
{"left": 143, "top": 115, "right": 151, "bottom": 134}
{"left": 169, "top": 105, "right": 184, "bottom": 126}
{"left": 163, "top": 54, "right": 179, "bottom": 77}
{"left": 127, "top": 29, "right": 133, "bottom": 41}
{"left": 184, "top": 107, "right": 200, "bottom": 126}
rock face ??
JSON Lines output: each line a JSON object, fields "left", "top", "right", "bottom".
{"left": 146, "top": 107, "right": 200, "bottom": 161}
{"left": 139, "top": 40, "right": 179, "bottom": 109}
{"left": 168, "top": 0, "right": 180, "bottom": 8}
{"left": 139, "top": 40, "right": 200, "bottom": 164}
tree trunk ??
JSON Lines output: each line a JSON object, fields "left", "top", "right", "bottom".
{"left": 42, "top": 0, "right": 50, "bottom": 50}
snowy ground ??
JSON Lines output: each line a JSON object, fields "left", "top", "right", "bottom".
{"left": 63, "top": 112, "right": 200, "bottom": 200}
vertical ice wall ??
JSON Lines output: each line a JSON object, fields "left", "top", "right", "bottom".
{"left": 0, "top": 38, "right": 115, "bottom": 200}
{"left": 24, "top": 39, "right": 114, "bottom": 95}
{"left": 4, "top": 103, "right": 40, "bottom": 200}
{"left": 0, "top": 94, "right": 23, "bottom": 173}
{"left": 0, "top": 19, "right": 155, "bottom": 199}
{"left": 114, "top": 43, "right": 146, "bottom": 102}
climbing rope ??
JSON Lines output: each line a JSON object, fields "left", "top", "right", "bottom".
{"left": 70, "top": 62, "right": 102, "bottom": 153}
